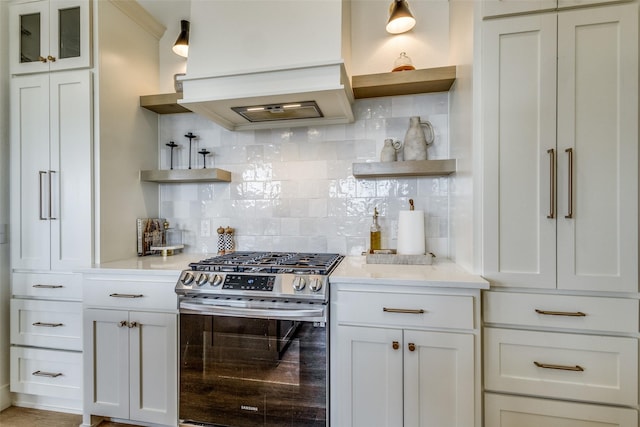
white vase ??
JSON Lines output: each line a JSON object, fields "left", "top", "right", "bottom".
{"left": 380, "top": 138, "right": 397, "bottom": 162}
{"left": 403, "top": 116, "right": 434, "bottom": 161}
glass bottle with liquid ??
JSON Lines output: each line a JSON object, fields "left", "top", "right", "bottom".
{"left": 370, "top": 207, "right": 381, "bottom": 253}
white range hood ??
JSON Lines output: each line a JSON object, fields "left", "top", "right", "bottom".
{"left": 179, "top": 0, "right": 354, "bottom": 131}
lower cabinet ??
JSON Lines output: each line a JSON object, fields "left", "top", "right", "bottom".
{"left": 82, "top": 272, "right": 178, "bottom": 427}
{"left": 330, "top": 284, "right": 481, "bottom": 427}
{"left": 485, "top": 393, "right": 638, "bottom": 427}
{"left": 334, "top": 325, "right": 474, "bottom": 427}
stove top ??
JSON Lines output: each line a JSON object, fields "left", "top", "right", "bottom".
{"left": 176, "top": 252, "right": 343, "bottom": 302}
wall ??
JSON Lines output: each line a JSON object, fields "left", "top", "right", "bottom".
{"left": 0, "top": 0, "right": 10, "bottom": 411}
{"left": 158, "top": 92, "right": 451, "bottom": 256}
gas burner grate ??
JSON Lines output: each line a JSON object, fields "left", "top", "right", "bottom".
{"left": 189, "top": 251, "right": 343, "bottom": 275}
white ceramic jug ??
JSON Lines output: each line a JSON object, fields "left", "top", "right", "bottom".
{"left": 403, "top": 116, "right": 434, "bottom": 161}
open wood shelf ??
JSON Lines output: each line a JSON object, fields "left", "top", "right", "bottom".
{"left": 140, "top": 168, "right": 231, "bottom": 183}
{"left": 352, "top": 159, "right": 456, "bottom": 179}
{"left": 140, "top": 66, "right": 457, "bottom": 114}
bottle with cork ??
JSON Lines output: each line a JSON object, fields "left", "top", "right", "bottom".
{"left": 370, "top": 207, "right": 381, "bottom": 253}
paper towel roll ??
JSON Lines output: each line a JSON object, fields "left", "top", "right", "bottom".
{"left": 397, "top": 210, "right": 426, "bottom": 255}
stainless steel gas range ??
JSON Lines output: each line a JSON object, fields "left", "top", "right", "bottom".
{"left": 175, "top": 252, "right": 343, "bottom": 427}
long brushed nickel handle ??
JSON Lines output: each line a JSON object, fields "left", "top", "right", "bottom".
{"left": 32, "top": 284, "right": 63, "bottom": 289}
{"left": 383, "top": 307, "right": 425, "bottom": 314}
{"left": 547, "top": 149, "right": 555, "bottom": 218}
{"left": 49, "top": 170, "right": 57, "bottom": 220}
{"left": 109, "top": 293, "right": 144, "bottom": 298}
{"left": 39, "top": 171, "right": 47, "bottom": 220}
{"left": 32, "top": 370, "right": 63, "bottom": 378}
{"left": 535, "top": 309, "right": 586, "bottom": 317}
{"left": 32, "top": 322, "right": 63, "bottom": 327}
{"left": 534, "top": 361, "right": 584, "bottom": 372}
{"left": 565, "top": 148, "right": 573, "bottom": 218}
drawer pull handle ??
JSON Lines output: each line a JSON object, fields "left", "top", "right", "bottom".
{"left": 392, "top": 341, "right": 399, "bottom": 350}
{"left": 534, "top": 361, "right": 584, "bottom": 372}
{"left": 32, "top": 370, "right": 63, "bottom": 378}
{"left": 32, "top": 322, "right": 63, "bottom": 327}
{"left": 109, "top": 293, "right": 144, "bottom": 298}
{"left": 535, "top": 309, "right": 586, "bottom": 317}
{"left": 32, "top": 284, "right": 63, "bottom": 289}
{"left": 383, "top": 308, "right": 425, "bottom": 314}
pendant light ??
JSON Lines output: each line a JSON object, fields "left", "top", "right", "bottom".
{"left": 172, "top": 20, "right": 190, "bottom": 58}
{"left": 386, "top": 0, "right": 416, "bottom": 34}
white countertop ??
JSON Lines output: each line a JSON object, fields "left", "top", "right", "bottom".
{"left": 330, "top": 256, "right": 489, "bottom": 289}
{"left": 80, "top": 253, "right": 207, "bottom": 275}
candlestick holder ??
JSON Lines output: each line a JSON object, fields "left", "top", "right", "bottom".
{"left": 184, "top": 132, "right": 196, "bottom": 169}
{"left": 165, "top": 141, "right": 178, "bottom": 170}
{"left": 198, "top": 149, "right": 210, "bottom": 169}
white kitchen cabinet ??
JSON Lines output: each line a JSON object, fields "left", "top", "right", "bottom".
{"left": 82, "top": 272, "right": 178, "bottom": 427}
{"left": 481, "top": 0, "right": 627, "bottom": 17}
{"left": 330, "top": 285, "right": 479, "bottom": 427}
{"left": 10, "top": 70, "right": 92, "bottom": 271}
{"left": 482, "top": 3, "right": 638, "bottom": 293}
{"left": 9, "top": 0, "right": 91, "bottom": 74}
{"left": 485, "top": 393, "right": 638, "bottom": 427}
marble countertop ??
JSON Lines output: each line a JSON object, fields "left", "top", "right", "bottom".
{"left": 330, "top": 256, "right": 489, "bottom": 289}
{"left": 80, "top": 253, "right": 206, "bottom": 275}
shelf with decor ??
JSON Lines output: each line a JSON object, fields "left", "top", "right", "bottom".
{"left": 352, "top": 159, "right": 456, "bottom": 179}
{"left": 139, "top": 169, "right": 231, "bottom": 183}
{"left": 139, "top": 66, "right": 457, "bottom": 114}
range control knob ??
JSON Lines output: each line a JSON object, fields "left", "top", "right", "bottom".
{"left": 309, "top": 277, "right": 323, "bottom": 292}
{"left": 195, "top": 273, "right": 209, "bottom": 286}
{"left": 180, "top": 271, "right": 195, "bottom": 286}
{"left": 292, "top": 276, "right": 306, "bottom": 291}
{"left": 211, "top": 274, "right": 223, "bottom": 286}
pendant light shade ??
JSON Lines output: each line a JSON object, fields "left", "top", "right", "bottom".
{"left": 172, "top": 20, "right": 190, "bottom": 58}
{"left": 386, "top": 0, "right": 416, "bottom": 34}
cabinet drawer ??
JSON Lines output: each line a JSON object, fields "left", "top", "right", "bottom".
{"left": 10, "top": 347, "right": 82, "bottom": 400}
{"left": 485, "top": 393, "right": 638, "bottom": 427}
{"left": 484, "top": 291, "right": 638, "bottom": 333}
{"left": 485, "top": 328, "right": 638, "bottom": 405}
{"left": 11, "top": 299, "right": 82, "bottom": 351}
{"left": 12, "top": 272, "right": 82, "bottom": 300}
{"left": 83, "top": 275, "right": 177, "bottom": 311}
{"left": 336, "top": 291, "right": 474, "bottom": 330}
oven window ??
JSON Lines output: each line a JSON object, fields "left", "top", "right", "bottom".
{"left": 180, "top": 313, "right": 327, "bottom": 427}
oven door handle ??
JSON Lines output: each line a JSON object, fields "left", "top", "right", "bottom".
{"left": 179, "top": 302, "right": 326, "bottom": 321}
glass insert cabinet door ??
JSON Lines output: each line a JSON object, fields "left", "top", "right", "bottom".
{"left": 10, "top": 0, "right": 91, "bottom": 74}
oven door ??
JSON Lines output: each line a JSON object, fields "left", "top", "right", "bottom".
{"left": 179, "top": 301, "right": 328, "bottom": 427}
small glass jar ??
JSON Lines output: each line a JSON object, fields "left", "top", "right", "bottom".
{"left": 392, "top": 52, "right": 416, "bottom": 72}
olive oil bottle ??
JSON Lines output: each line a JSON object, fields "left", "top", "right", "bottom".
{"left": 370, "top": 207, "right": 381, "bottom": 253}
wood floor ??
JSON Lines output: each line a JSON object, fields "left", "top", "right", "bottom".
{"left": 0, "top": 406, "right": 137, "bottom": 427}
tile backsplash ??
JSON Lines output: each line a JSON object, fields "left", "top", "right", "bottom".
{"left": 158, "top": 93, "right": 450, "bottom": 256}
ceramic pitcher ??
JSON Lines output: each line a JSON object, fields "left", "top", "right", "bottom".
{"left": 380, "top": 139, "right": 397, "bottom": 162}
{"left": 402, "top": 116, "right": 434, "bottom": 161}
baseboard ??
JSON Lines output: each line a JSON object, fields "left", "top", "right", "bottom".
{"left": 11, "top": 392, "right": 82, "bottom": 414}
{"left": 0, "top": 383, "right": 10, "bottom": 411}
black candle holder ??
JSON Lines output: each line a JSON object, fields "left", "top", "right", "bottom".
{"left": 165, "top": 141, "right": 178, "bottom": 170}
{"left": 184, "top": 132, "right": 196, "bottom": 169}
{"left": 198, "top": 149, "right": 211, "bottom": 169}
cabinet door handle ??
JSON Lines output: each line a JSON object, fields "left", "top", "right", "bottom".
{"left": 32, "top": 284, "right": 63, "bottom": 289}
{"left": 118, "top": 320, "right": 128, "bottom": 328}
{"left": 32, "top": 322, "right": 63, "bottom": 327}
{"left": 383, "top": 307, "right": 425, "bottom": 314}
{"left": 32, "top": 370, "right": 62, "bottom": 378}
{"left": 408, "top": 343, "right": 416, "bottom": 352}
{"left": 39, "top": 171, "right": 48, "bottom": 220}
{"left": 565, "top": 148, "right": 573, "bottom": 219}
{"left": 49, "top": 170, "right": 57, "bottom": 220}
{"left": 547, "top": 149, "right": 555, "bottom": 219}
{"left": 392, "top": 341, "right": 399, "bottom": 350}
{"left": 534, "top": 361, "right": 584, "bottom": 372}
{"left": 535, "top": 309, "right": 586, "bottom": 317}
{"left": 128, "top": 321, "right": 138, "bottom": 328}
{"left": 38, "top": 56, "right": 47, "bottom": 63}
{"left": 109, "top": 293, "right": 144, "bottom": 298}
{"left": 47, "top": 55, "right": 56, "bottom": 62}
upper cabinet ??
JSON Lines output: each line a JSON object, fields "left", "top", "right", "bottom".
{"left": 482, "top": 0, "right": 629, "bottom": 18}
{"left": 482, "top": 3, "right": 638, "bottom": 292}
{"left": 9, "top": 0, "right": 91, "bottom": 75}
